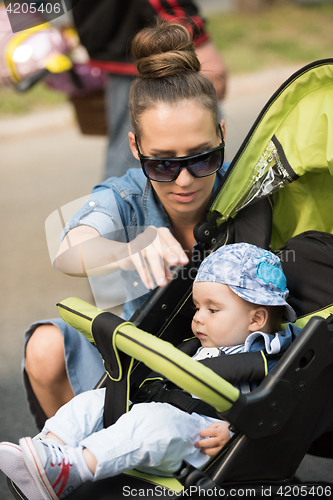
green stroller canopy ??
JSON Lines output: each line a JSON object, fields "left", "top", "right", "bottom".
{"left": 208, "top": 59, "right": 333, "bottom": 250}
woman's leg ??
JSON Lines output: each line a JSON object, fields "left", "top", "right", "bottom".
{"left": 23, "top": 319, "right": 106, "bottom": 427}
{"left": 25, "top": 325, "right": 74, "bottom": 419}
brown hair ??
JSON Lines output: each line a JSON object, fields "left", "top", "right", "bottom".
{"left": 246, "top": 303, "right": 284, "bottom": 334}
{"left": 129, "top": 20, "right": 218, "bottom": 138}
{"left": 265, "top": 305, "right": 284, "bottom": 333}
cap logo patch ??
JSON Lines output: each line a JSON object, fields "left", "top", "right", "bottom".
{"left": 256, "top": 261, "right": 286, "bottom": 292}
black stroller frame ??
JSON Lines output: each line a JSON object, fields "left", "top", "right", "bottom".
{"left": 176, "top": 314, "right": 333, "bottom": 497}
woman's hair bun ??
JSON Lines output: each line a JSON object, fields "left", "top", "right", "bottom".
{"left": 131, "top": 21, "right": 201, "bottom": 79}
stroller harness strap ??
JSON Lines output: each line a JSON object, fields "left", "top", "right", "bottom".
{"left": 131, "top": 379, "right": 220, "bottom": 419}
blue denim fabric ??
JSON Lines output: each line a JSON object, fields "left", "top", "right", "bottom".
{"left": 63, "top": 168, "right": 170, "bottom": 238}
{"left": 23, "top": 319, "right": 106, "bottom": 397}
{"left": 64, "top": 167, "right": 226, "bottom": 239}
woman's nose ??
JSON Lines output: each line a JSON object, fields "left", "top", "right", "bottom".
{"left": 175, "top": 166, "right": 194, "bottom": 187}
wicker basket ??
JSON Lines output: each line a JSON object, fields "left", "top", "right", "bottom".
{"left": 70, "top": 89, "right": 108, "bottom": 136}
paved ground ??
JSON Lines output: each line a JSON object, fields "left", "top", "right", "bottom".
{"left": 0, "top": 122, "right": 106, "bottom": 498}
{"left": 1, "top": 62, "right": 332, "bottom": 497}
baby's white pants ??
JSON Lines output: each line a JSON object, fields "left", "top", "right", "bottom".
{"left": 43, "top": 388, "right": 220, "bottom": 481}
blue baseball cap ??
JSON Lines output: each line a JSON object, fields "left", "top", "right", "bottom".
{"left": 194, "top": 243, "right": 296, "bottom": 323}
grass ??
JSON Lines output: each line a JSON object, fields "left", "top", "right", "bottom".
{"left": 207, "top": 1, "right": 333, "bottom": 74}
{"left": 0, "top": 1, "right": 333, "bottom": 115}
{"left": 0, "top": 82, "right": 67, "bottom": 115}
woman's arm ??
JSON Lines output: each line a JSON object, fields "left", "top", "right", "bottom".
{"left": 196, "top": 42, "right": 227, "bottom": 101}
{"left": 55, "top": 225, "right": 189, "bottom": 289}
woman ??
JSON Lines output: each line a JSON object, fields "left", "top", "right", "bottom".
{"left": 24, "top": 21, "right": 227, "bottom": 429}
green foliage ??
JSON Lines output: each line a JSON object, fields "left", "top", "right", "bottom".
{"left": 207, "top": 1, "right": 333, "bottom": 73}
{"left": 0, "top": 82, "right": 66, "bottom": 115}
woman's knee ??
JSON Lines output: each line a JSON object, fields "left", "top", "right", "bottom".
{"left": 25, "top": 324, "right": 66, "bottom": 382}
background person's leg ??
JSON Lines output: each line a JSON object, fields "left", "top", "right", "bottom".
{"left": 104, "top": 74, "right": 138, "bottom": 180}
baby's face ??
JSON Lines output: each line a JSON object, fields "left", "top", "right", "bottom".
{"left": 191, "top": 282, "right": 255, "bottom": 348}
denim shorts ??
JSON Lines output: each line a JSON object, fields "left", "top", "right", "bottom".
{"left": 22, "top": 318, "right": 106, "bottom": 429}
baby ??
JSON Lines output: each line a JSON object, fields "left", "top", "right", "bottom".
{"left": 0, "top": 243, "right": 297, "bottom": 499}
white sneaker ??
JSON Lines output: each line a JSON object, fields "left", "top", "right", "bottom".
{"left": 0, "top": 441, "right": 46, "bottom": 500}
{"left": 20, "top": 437, "right": 84, "bottom": 499}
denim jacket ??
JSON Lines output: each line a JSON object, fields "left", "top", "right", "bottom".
{"left": 63, "top": 167, "right": 228, "bottom": 318}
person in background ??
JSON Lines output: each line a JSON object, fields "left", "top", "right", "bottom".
{"left": 71, "top": 0, "right": 227, "bottom": 179}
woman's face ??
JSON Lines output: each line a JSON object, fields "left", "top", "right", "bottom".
{"left": 129, "top": 100, "right": 225, "bottom": 224}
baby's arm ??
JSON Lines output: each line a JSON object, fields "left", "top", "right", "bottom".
{"left": 194, "top": 421, "right": 231, "bottom": 456}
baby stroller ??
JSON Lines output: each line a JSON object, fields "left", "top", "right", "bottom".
{"left": 8, "top": 58, "right": 333, "bottom": 499}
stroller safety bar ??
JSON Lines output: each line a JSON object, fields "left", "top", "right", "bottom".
{"left": 57, "top": 297, "right": 240, "bottom": 414}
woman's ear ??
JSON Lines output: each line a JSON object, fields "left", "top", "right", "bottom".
{"left": 128, "top": 131, "right": 139, "bottom": 160}
{"left": 249, "top": 307, "right": 268, "bottom": 332}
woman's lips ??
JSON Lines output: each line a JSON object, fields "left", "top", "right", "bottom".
{"left": 171, "top": 191, "right": 199, "bottom": 203}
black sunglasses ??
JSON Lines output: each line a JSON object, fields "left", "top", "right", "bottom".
{"left": 135, "top": 125, "right": 225, "bottom": 182}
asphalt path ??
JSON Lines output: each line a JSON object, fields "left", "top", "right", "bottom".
{"left": 1, "top": 63, "right": 332, "bottom": 497}
{"left": 0, "top": 122, "right": 106, "bottom": 498}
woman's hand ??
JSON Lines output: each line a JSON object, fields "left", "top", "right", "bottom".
{"left": 55, "top": 225, "right": 189, "bottom": 289}
{"left": 194, "top": 421, "right": 231, "bottom": 456}
{"left": 126, "top": 226, "right": 189, "bottom": 289}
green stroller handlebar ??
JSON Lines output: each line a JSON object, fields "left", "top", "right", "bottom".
{"left": 57, "top": 297, "right": 240, "bottom": 414}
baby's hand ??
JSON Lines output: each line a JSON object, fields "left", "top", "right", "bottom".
{"left": 194, "top": 421, "right": 231, "bottom": 456}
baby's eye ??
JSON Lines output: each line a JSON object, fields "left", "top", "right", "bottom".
{"left": 209, "top": 308, "right": 218, "bottom": 314}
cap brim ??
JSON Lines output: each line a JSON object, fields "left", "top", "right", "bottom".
{"left": 229, "top": 285, "right": 297, "bottom": 324}
{"left": 283, "top": 303, "right": 297, "bottom": 323}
